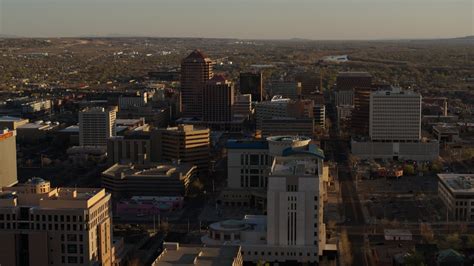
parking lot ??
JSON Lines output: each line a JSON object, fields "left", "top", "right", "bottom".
{"left": 357, "top": 175, "right": 446, "bottom": 223}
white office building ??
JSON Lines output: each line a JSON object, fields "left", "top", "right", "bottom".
{"left": 255, "top": 96, "right": 291, "bottom": 129}
{"left": 209, "top": 138, "right": 330, "bottom": 264}
{"left": 352, "top": 88, "right": 439, "bottom": 160}
{"left": 370, "top": 88, "right": 421, "bottom": 141}
{"left": 79, "top": 107, "right": 117, "bottom": 147}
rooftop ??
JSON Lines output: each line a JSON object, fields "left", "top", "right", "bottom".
{"left": 226, "top": 139, "right": 268, "bottom": 150}
{"left": 438, "top": 174, "right": 474, "bottom": 194}
{"left": 102, "top": 163, "right": 195, "bottom": 179}
{"left": 0, "top": 116, "right": 26, "bottom": 122}
{"left": 271, "top": 156, "right": 318, "bottom": 176}
{"left": 154, "top": 243, "right": 239, "bottom": 266}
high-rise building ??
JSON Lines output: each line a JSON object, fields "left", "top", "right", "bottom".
{"left": 261, "top": 117, "right": 314, "bottom": 138}
{"left": 334, "top": 72, "right": 372, "bottom": 107}
{"left": 0, "top": 178, "right": 112, "bottom": 266}
{"left": 239, "top": 72, "right": 263, "bottom": 102}
{"left": 370, "top": 88, "right": 421, "bottom": 141}
{"left": 295, "top": 72, "right": 321, "bottom": 95}
{"left": 118, "top": 92, "right": 148, "bottom": 110}
{"left": 336, "top": 72, "right": 372, "bottom": 91}
{"left": 152, "top": 125, "right": 210, "bottom": 175}
{"left": 180, "top": 50, "right": 213, "bottom": 118}
{"left": 266, "top": 146, "right": 326, "bottom": 263}
{"left": 269, "top": 81, "right": 302, "bottom": 99}
{"left": 79, "top": 107, "right": 117, "bottom": 147}
{"left": 233, "top": 94, "right": 252, "bottom": 118}
{"left": 202, "top": 75, "right": 234, "bottom": 122}
{"left": 255, "top": 96, "right": 291, "bottom": 129}
{"left": 313, "top": 104, "right": 326, "bottom": 128}
{"left": 352, "top": 87, "right": 438, "bottom": 160}
{"left": 350, "top": 87, "right": 373, "bottom": 136}
{"left": 0, "top": 129, "right": 18, "bottom": 187}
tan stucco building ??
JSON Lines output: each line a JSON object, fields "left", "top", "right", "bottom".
{"left": 0, "top": 178, "right": 112, "bottom": 266}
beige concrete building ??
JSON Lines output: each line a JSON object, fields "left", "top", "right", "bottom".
{"left": 0, "top": 178, "right": 112, "bottom": 266}
{"left": 0, "top": 129, "right": 18, "bottom": 188}
{"left": 153, "top": 242, "right": 243, "bottom": 266}
{"left": 102, "top": 162, "right": 197, "bottom": 197}
{"left": 152, "top": 125, "right": 210, "bottom": 175}
{"left": 79, "top": 107, "right": 117, "bottom": 147}
{"left": 0, "top": 116, "right": 29, "bottom": 130}
{"left": 438, "top": 174, "right": 474, "bottom": 222}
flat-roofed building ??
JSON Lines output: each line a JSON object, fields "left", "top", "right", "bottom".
{"left": 240, "top": 72, "right": 263, "bottom": 102}
{"left": 233, "top": 94, "right": 252, "bottom": 118}
{"left": 370, "top": 88, "right": 421, "bottom": 141}
{"left": 152, "top": 243, "right": 243, "bottom": 266}
{"left": 0, "top": 116, "right": 29, "bottom": 130}
{"left": 102, "top": 162, "right": 197, "bottom": 197}
{"left": 79, "top": 107, "right": 117, "bottom": 147}
{"left": 437, "top": 174, "right": 474, "bottom": 222}
{"left": 336, "top": 72, "right": 372, "bottom": 91}
{"left": 268, "top": 81, "right": 301, "bottom": 99}
{"left": 255, "top": 96, "right": 292, "bottom": 129}
{"left": 0, "top": 178, "right": 112, "bottom": 266}
{"left": 261, "top": 117, "right": 314, "bottom": 138}
{"left": 0, "top": 129, "right": 18, "bottom": 187}
{"left": 107, "top": 132, "right": 151, "bottom": 165}
{"left": 202, "top": 75, "right": 234, "bottom": 122}
{"left": 152, "top": 125, "right": 210, "bottom": 176}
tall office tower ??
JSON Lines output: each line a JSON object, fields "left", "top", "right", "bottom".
{"left": 269, "top": 81, "right": 302, "bottom": 100}
{"left": 295, "top": 72, "right": 320, "bottom": 95}
{"left": 202, "top": 75, "right": 234, "bottom": 122}
{"left": 370, "top": 88, "right": 421, "bottom": 141}
{"left": 152, "top": 125, "right": 210, "bottom": 175}
{"left": 266, "top": 141, "right": 326, "bottom": 263}
{"left": 334, "top": 72, "right": 372, "bottom": 106}
{"left": 336, "top": 72, "right": 372, "bottom": 91}
{"left": 239, "top": 72, "right": 263, "bottom": 102}
{"left": 0, "top": 178, "right": 112, "bottom": 266}
{"left": 79, "top": 107, "right": 117, "bottom": 147}
{"left": 180, "top": 50, "right": 214, "bottom": 118}
{"left": 350, "top": 87, "right": 373, "bottom": 136}
{"left": 233, "top": 94, "right": 252, "bottom": 118}
{"left": 313, "top": 104, "right": 326, "bottom": 128}
{"left": 0, "top": 129, "right": 18, "bottom": 187}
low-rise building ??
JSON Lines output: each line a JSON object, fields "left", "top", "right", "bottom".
{"left": 152, "top": 243, "right": 243, "bottom": 266}
{"left": 438, "top": 174, "right": 474, "bottom": 222}
{"left": 102, "top": 162, "right": 197, "bottom": 197}
{"left": 0, "top": 116, "right": 29, "bottom": 130}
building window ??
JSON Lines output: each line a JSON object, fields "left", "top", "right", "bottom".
{"left": 67, "top": 256, "right": 78, "bottom": 263}
{"left": 67, "top": 244, "right": 77, "bottom": 254}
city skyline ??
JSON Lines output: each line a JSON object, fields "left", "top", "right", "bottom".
{"left": 1, "top": 0, "right": 472, "bottom": 40}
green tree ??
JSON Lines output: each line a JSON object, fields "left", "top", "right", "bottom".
{"left": 404, "top": 164, "right": 415, "bottom": 175}
{"left": 404, "top": 251, "right": 426, "bottom": 266}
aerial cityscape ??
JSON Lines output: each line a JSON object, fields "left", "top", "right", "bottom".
{"left": 0, "top": 1, "right": 473, "bottom": 266}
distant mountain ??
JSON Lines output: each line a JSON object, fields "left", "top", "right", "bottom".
{"left": 0, "top": 34, "right": 21, "bottom": 38}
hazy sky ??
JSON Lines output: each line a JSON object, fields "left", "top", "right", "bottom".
{"left": 1, "top": 0, "right": 472, "bottom": 39}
